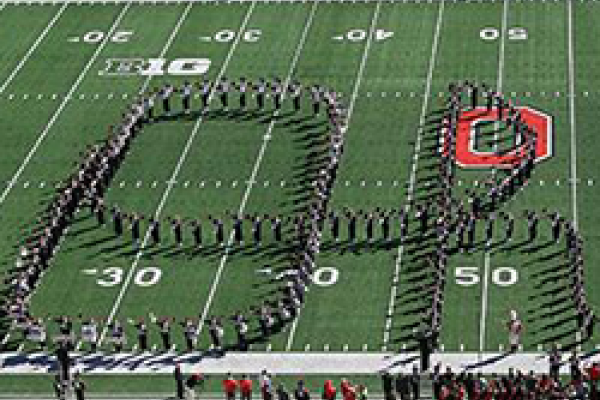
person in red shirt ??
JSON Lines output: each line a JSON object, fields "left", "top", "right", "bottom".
{"left": 323, "top": 380, "right": 337, "bottom": 400}
{"left": 341, "top": 379, "right": 355, "bottom": 400}
{"left": 240, "top": 374, "right": 253, "bottom": 400}
{"left": 223, "top": 372, "right": 238, "bottom": 400}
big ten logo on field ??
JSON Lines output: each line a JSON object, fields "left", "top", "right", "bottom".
{"left": 99, "top": 58, "right": 211, "bottom": 76}
{"left": 448, "top": 106, "right": 553, "bottom": 169}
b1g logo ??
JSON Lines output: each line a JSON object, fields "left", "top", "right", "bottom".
{"left": 452, "top": 106, "right": 553, "bottom": 168}
{"left": 99, "top": 58, "right": 211, "bottom": 76}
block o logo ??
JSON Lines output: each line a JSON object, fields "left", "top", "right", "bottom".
{"left": 452, "top": 106, "right": 553, "bottom": 168}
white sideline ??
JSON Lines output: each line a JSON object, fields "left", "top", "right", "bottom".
{"left": 567, "top": 0, "right": 578, "bottom": 231}
{"left": 0, "top": 3, "right": 68, "bottom": 94}
{"left": 1, "top": 351, "right": 597, "bottom": 375}
{"left": 382, "top": 0, "right": 445, "bottom": 350}
{"left": 0, "top": 3, "right": 132, "bottom": 207}
{"left": 98, "top": 1, "right": 257, "bottom": 346}
{"left": 479, "top": 0, "right": 508, "bottom": 355}
{"left": 285, "top": 0, "right": 382, "bottom": 352}
{"left": 197, "top": 0, "right": 318, "bottom": 342}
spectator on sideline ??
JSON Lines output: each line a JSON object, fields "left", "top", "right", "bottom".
{"left": 276, "top": 384, "right": 290, "bottom": 400}
{"left": 185, "top": 372, "right": 205, "bottom": 400}
{"left": 323, "top": 379, "right": 337, "bottom": 400}
{"left": 240, "top": 374, "right": 253, "bottom": 400}
{"left": 260, "top": 370, "right": 273, "bottom": 400}
{"left": 73, "top": 372, "right": 86, "bottom": 400}
{"left": 223, "top": 372, "right": 238, "bottom": 400}
{"left": 381, "top": 371, "right": 395, "bottom": 400}
{"left": 294, "top": 380, "right": 310, "bottom": 400}
{"left": 174, "top": 364, "right": 184, "bottom": 400}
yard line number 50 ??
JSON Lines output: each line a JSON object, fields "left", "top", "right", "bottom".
{"left": 455, "top": 266, "right": 518, "bottom": 287}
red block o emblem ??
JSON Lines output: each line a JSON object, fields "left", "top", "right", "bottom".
{"left": 452, "top": 106, "right": 553, "bottom": 168}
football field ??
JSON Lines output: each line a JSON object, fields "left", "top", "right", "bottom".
{"left": 1, "top": 0, "right": 600, "bottom": 366}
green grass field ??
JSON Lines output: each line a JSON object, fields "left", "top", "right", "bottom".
{"left": 1, "top": 0, "right": 599, "bottom": 373}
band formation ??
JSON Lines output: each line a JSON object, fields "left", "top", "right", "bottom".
{"left": 1, "top": 78, "right": 595, "bottom": 359}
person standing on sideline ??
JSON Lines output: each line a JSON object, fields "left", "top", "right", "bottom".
{"left": 294, "top": 380, "right": 310, "bottom": 400}
{"left": 410, "top": 366, "right": 420, "bottom": 400}
{"left": 223, "top": 372, "right": 238, "bottom": 400}
{"left": 323, "top": 380, "right": 337, "bottom": 400}
{"left": 174, "top": 364, "right": 185, "bottom": 400}
{"left": 381, "top": 372, "right": 394, "bottom": 400}
{"left": 240, "top": 374, "right": 253, "bottom": 400}
{"left": 73, "top": 372, "right": 86, "bottom": 400}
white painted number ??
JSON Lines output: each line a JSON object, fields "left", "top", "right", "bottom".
{"left": 244, "top": 29, "right": 262, "bottom": 42}
{"left": 111, "top": 30, "right": 134, "bottom": 43}
{"left": 311, "top": 267, "right": 339, "bottom": 287}
{"left": 215, "top": 30, "right": 236, "bottom": 43}
{"left": 480, "top": 27, "right": 528, "bottom": 41}
{"left": 134, "top": 267, "right": 162, "bottom": 287}
{"left": 96, "top": 267, "right": 123, "bottom": 287}
{"left": 455, "top": 266, "right": 480, "bottom": 286}
{"left": 95, "top": 267, "right": 162, "bottom": 287}
{"left": 375, "top": 29, "right": 394, "bottom": 41}
{"left": 213, "top": 29, "right": 262, "bottom": 43}
{"left": 508, "top": 27, "right": 528, "bottom": 41}
{"left": 344, "top": 29, "right": 393, "bottom": 42}
{"left": 83, "top": 31, "right": 105, "bottom": 43}
{"left": 347, "top": 29, "right": 367, "bottom": 42}
{"left": 82, "top": 30, "right": 134, "bottom": 44}
{"left": 479, "top": 28, "right": 500, "bottom": 41}
{"left": 455, "top": 266, "right": 518, "bottom": 287}
{"left": 492, "top": 266, "right": 518, "bottom": 287}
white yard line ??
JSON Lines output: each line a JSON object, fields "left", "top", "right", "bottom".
{"left": 567, "top": 0, "right": 578, "bottom": 230}
{"left": 285, "top": 0, "right": 383, "bottom": 352}
{"left": 196, "top": 1, "right": 319, "bottom": 342}
{"left": 98, "top": 1, "right": 257, "bottom": 346}
{"left": 479, "top": 0, "right": 508, "bottom": 356}
{"left": 138, "top": 1, "right": 193, "bottom": 94}
{"left": 382, "top": 0, "right": 445, "bottom": 350}
{"left": 0, "top": 3, "right": 132, "bottom": 207}
{"left": 0, "top": 3, "right": 68, "bottom": 94}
